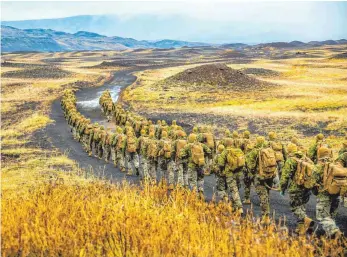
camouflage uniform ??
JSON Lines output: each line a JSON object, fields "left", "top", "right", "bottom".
{"left": 147, "top": 132, "right": 159, "bottom": 181}
{"left": 179, "top": 134, "right": 212, "bottom": 193}
{"left": 268, "top": 131, "right": 287, "bottom": 187}
{"left": 138, "top": 129, "right": 150, "bottom": 180}
{"left": 280, "top": 143, "right": 314, "bottom": 234}
{"left": 308, "top": 133, "right": 325, "bottom": 164}
{"left": 197, "top": 127, "right": 215, "bottom": 175}
{"left": 246, "top": 137, "right": 275, "bottom": 218}
{"left": 115, "top": 132, "right": 127, "bottom": 172}
{"left": 98, "top": 128, "right": 107, "bottom": 159}
{"left": 172, "top": 130, "right": 188, "bottom": 187}
{"left": 336, "top": 141, "right": 347, "bottom": 208}
{"left": 124, "top": 131, "right": 139, "bottom": 176}
{"left": 217, "top": 144, "right": 244, "bottom": 212}
{"left": 158, "top": 131, "right": 175, "bottom": 187}
{"left": 102, "top": 129, "right": 113, "bottom": 162}
{"left": 212, "top": 144, "right": 226, "bottom": 200}
{"left": 313, "top": 147, "right": 341, "bottom": 237}
{"left": 240, "top": 131, "right": 253, "bottom": 203}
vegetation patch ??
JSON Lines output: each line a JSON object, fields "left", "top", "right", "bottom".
{"left": 2, "top": 66, "right": 72, "bottom": 79}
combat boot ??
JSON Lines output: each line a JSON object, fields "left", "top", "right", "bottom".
{"left": 260, "top": 216, "right": 271, "bottom": 226}
{"left": 296, "top": 217, "right": 314, "bottom": 235}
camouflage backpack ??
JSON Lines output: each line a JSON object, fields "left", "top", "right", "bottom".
{"left": 117, "top": 134, "right": 126, "bottom": 149}
{"left": 271, "top": 141, "right": 284, "bottom": 162}
{"left": 93, "top": 128, "right": 101, "bottom": 141}
{"left": 127, "top": 136, "right": 137, "bottom": 153}
{"left": 203, "top": 133, "right": 215, "bottom": 149}
{"left": 191, "top": 143, "right": 205, "bottom": 167}
{"left": 226, "top": 148, "right": 245, "bottom": 172}
{"left": 163, "top": 140, "right": 172, "bottom": 158}
{"left": 176, "top": 140, "right": 187, "bottom": 158}
{"left": 233, "top": 138, "right": 243, "bottom": 149}
{"left": 258, "top": 148, "right": 277, "bottom": 179}
{"left": 293, "top": 157, "right": 315, "bottom": 189}
{"left": 135, "top": 121, "right": 142, "bottom": 133}
{"left": 147, "top": 140, "right": 159, "bottom": 158}
{"left": 323, "top": 163, "right": 347, "bottom": 195}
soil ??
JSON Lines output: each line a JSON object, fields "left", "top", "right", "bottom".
{"left": 164, "top": 63, "right": 277, "bottom": 91}
{"left": 2, "top": 66, "right": 72, "bottom": 79}
{"left": 241, "top": 68, "right": 281, "bottom": 77}
{"left": 331, "top": 52, "right": 347, "bottom": 59}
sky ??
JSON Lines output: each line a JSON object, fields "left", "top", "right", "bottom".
{"left": 2, "top": 1, "right": 347, "bottom": 43}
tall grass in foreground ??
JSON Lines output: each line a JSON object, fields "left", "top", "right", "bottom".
{"left": 2, "top": 181, "right": 346, "bottom": 257}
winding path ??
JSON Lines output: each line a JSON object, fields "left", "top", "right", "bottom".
{"left": 47, "top": 67, "right": 347, "bottom": 234}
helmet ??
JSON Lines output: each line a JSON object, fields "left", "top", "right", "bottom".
{"left": 225, "top": 129, "right": 231, "bottom": 137}
{"left": 232, "top": 131, "right": 239, "bottom": 138}
{"left": 117, "top": 127, "right": 123, "bottom": 133}
{"left": 161, "top": 120, "right": 166, "bottom": 126}
{"left": 140, "top": 129, "right": 146, "bottom": 136}
{"left": 100, "top": 126, "right": 105, "bottom": 130}
{"left": 317, "top": 146, "right": 332, "bottom": 160}
{"left": 172, "top": 120, "right": 177, "bottom": 126}
{"left": 268, "top": 131, "right": 277, "bottom": 140}
{"left": 217, "top": 144, "right": 225, "bottom": 153}
{"left": 243, "top": 130, "right": 250, "bottom": 139}
{"left": 125, "top": 121, "right": 130, "bottom": 126}
{"left": 192, "top": 126, "right": 198, "bottom": 133}
{"left": 149, "top": 132, "right": 155, "bottom": 139}
{"left": 225, "top": 138, "right": 233, "bottom": 147}
{"left": 157, "top": 120, "right": 162, "bottom": 125}
{"left": 316, "top": 133, "right": 324, "bottom": 141}
{"left": 287, "top": 143, "right": 298, "bottom": 154}
{"left": 291, "top": 136, "right": 299, "bottom": 145}
{"left": 256, "top": 136, "right": 265, "bottom": 146}
{"left": 188, "top": 133, "right": 197, "bottom": 143}
{"left": 161, "top": 131, "right": 168, "bottom": 139}
{"left": 343, "top": 140, "right": 347, "bottom": 148}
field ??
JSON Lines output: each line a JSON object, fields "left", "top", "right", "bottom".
{"left": 1, "top": 46, "right": 347, "bottom": 256}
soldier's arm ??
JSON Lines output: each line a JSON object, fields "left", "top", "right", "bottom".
{"left": 217, "top": 150, "right": 227, "bottom": 168}
{"left": 246, "top": 149, "right": 258, "bottom": 172}
{"left": 202, "top": 143, "right": 212, "bottom": 155}
{"left": 280, "top": 159, "right": 294, "bottom": 192}
{"left": 308, "top": 143, "right": 317, "bottom": 162}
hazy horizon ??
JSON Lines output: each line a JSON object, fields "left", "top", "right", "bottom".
{"left": 2, "top": 1, "right": 347, "bottom": 44}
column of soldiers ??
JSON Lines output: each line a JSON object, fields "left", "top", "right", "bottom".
{"left": 62, "top": 89, "right": 347, "bottom": 238}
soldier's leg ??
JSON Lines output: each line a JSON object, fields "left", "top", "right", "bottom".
{"left": 133, "top": 152, "right": 139, "bottom": 174}
{"left": 142, "top": 157, "right": 149, "bottom": 181}
{"left": 167, "top": 160, "right": 175, "bottom": 186}
{"left": 254, "top": 177, "right": 271, "bottom": 217}
{"left": 226, "top": 175, "right": 243, "bottom": 212}
{"left": 216, "top": 174, "right": 228, "bottom": 200}
{"left": 117, "top": 150, "right": 126, "bottom": 172}
{"left": 243, "top": 167, "right": 252, "bottom": 203}
{"left": 330, "top": 194, "right": 340, "bottom": 219}
{"left": 289, "top": 188, "right": 309, "bottom": 223}
{"left": 316, "top": 192, "right": 341, "bottom": 236}
{"left": 188, "top": 166, "right": 198, "bottom": 191}
{"left": 157, "top": 157, "right": 165, "bottom": 182}
{"left": 111, "top": 147, "right": 117, "bottom": 165}
{"left": 177, "top": 161, "right": 184, "bottom": 186}
{"left": 125, "top": 152, "right": 133, "bottom": 175}
{"left": 148, "top": 159, "right": 157, "bottom": 182}
{"left": 197, "top": 167, "right": 205, "bottom": 193}
{"left": 183, "top": 163, "right": 189, "bottom": 187}
{"left": 93, "top": 141, "right": 98, "bottom": 157}
{"left": 98, "top": 142, "right": 103, "bottom": 159}
{"left": 105, "top": 145, "right": 111, "bottom": 162}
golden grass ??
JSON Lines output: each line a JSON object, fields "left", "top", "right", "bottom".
{"left": 2, "top": 181, "right": 346, "bottom": 257}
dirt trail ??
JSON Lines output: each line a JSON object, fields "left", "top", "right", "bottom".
{"left": 47, "top": 67, "right": 347, "bottom": 234}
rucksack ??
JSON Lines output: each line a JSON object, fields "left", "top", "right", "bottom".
{"left": 147, "top": 140, "right": 159, "bottom": 158}
{"left": 117, "top": 134, "right": 126, "bottom": 149}
{"left": 226, "top": 148, "right": 245, "bottom": 172}
{"left": 191, "top": 144, "right": 205, "bottom": 167}
{"left": 93, "top": 128, "right": 100, "bottom": 141}
{"left": 258, "top": 148, "right": 277, "bottom": 178}
{"left": 323, "top": 163, "right": 347, "bottom": 195}
{"left": 163, "top": 140, "right": 172, "bottom": 158}
{"left": 176, "top": 140, "right": 187, "bottom": 158}
{"left": 127, "top": 136, "right": 137, "bottom": 153}
{"left": 271, "top": 141, "right": 284, "bottom": 162}
{"left": 135, "top": 121, "right": 142, "bottom": 133}
{"left": 204, "top": 133, "right": 215, "bottom": 149}
{"left": 316, "top": 141, "right": 329, "bottom": 160}
{"left": 293, "top": 157, "right": 315, "bottom": 189}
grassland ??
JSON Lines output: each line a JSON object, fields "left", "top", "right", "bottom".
{"left": 1, "top": 47, "right": 347, "bottom": 256}
{"left": 122, "top": 45, "right": 347, "bottom": 138}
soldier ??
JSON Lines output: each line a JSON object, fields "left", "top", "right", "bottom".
{"left": 102, "top": 128, "right": 113, "bottom": 162}
{"left": 219, "top": 129, "right": 232, "bottom": 147}
{"left": 115, "top": 129, "right": 127, "bottom": 172}
{"left": 197, "top": 126, "right": 215, "bottom": 175}
{"left": 157, "top": 131, "right": 175, "bottom": 188}
{"left": 110, "top": 127, "right": 122, "bottom": 166}
{"left": 241, "top": 130, "right": 254, "bottom": 204}
{"left": 313, "top": 146, "right": 344, "bottom": 238}
{"left": 268, "top": 131, "right": 287, "bottom": 188}
{"left": 147, "top": 132, "right": 160, "bottom": 182}
{"left": 217, "top": 138, "right": 245, "bottom": 213}
{"left": 90, "top": 123, "right": 101, "bottom": 158}
{"left": 179, "top": 133, "right": 212, "bottom": 193}
{"left": 124, "top": 130, "right": 139, "bottom": 176}
{"left": 172, "top": 130, "right": 188, "bottom": 187}
{"left": 106, "top": 102, "right": 114, "bottom": 122}
{"left": 308, "top": 133, "right": 325, "bottom": 164}
{"left": 83, "top": 122, "right": 93, "bottom": 155}
{"left": 97, "top": 126, "right": 107, "bottom": 159}
{"left": 336, "top": 140, "right": 347, "bottom": 208}
{"left": 246, "top": 136, "right": 277, "bottom": 222}
{"left": 212, "top": 144, "right": 226, "bottom": 199}
{"left": 138, "top": 129, "right": 150, "bottom": 180}
{"left": 291, "top": 136, "right": 307, "bottom": 156}
{"left": 280, "top": 143, "right": 315, "bottom": 235}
